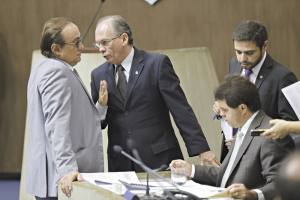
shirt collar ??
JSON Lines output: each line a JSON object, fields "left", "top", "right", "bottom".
{"left": 239, "top": 111, "right": 259, "bottom": 136}
{"left": 242, "top": 51, "right": 266, "bottom": 82}
{"left": 251, "top": 51, "right": 266, "bottom": 76}
{"left": 115, "top": 47, "right": 134, "bottom": 73}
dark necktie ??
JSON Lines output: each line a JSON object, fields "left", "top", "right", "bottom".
{"left": 244, "top": 68, "right": 253, "bottom": 79}
{"left": 116, "top": 65, "right": 127, "bottom": 100}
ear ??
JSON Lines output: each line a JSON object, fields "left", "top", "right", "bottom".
{"left": 51, "top": 43, "right": 62, "bottom": 58}
{"left": 262, "top": 40, "right": 268, "bottom": 52}
{"left": 239, "top": 104, "right": 248, "bottom": 112}
{"left": 121, "top": 33, "right": 129, "bottom": 46}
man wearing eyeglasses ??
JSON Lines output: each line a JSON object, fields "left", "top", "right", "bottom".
{"left": 90, "top": 15, "right": 218, "bottom": 172}
{"left": 26, "top": 17, "right": 107, "bottom": 200}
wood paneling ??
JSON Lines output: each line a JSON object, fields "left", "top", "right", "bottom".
{"left": 0, "top": 0, "right": 300, "bottom": 174}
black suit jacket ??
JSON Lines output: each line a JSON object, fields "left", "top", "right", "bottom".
{"left": 229, "top": 54, "right": 297, "bottom": 120}
{"left": 220, "top": 54, "right": 298, "bottom": 161}
{"left": 194, "top": 111, "right": 295, "bottom": 200}
{"left": 91, "top": 48, "right": 210, "bottom": 172}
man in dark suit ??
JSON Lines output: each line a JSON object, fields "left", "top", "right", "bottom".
{"left": 219, "top": 20, "right": 298, "bottom": 161}
{"left": 170, "top": 76, "right": 294, "bottom": 200}
{"left": 90, "top": 15, "right": 218, "bottom": 172}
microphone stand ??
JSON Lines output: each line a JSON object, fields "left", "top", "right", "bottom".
{"left": 113, "top": 145, "right": 177, "bottom": 200}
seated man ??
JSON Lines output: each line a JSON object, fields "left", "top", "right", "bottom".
{"left": 170, "top": 75, "right": 294, "bottom": 200}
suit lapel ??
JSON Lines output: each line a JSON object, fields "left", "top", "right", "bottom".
{"left": 218, "top": 111, "right": 265, "bottom": 185}
{"left": 124, "top": 48, "right": 145, "bottom": 106}
{"left": 255, "top": 54, "right": 273, "bottom": 89}
{"left": 72, "top": 68, "right": 98, "bottom": 110}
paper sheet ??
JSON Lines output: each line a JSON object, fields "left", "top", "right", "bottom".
{"left": 81, "top": 171, "right": 140, "bottom": 195}
{"left": 221, "top": 119, "right": 233, "bottom": 140}
{"left": 282, "top": 81, "right": 300, "bottom": 120}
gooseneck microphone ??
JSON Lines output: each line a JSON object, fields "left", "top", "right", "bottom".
{"left": 113, "top": 145, "right": 178, "bottom": 200}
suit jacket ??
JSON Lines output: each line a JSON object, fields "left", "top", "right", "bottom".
{"left": 91, "top": 48, "right": 210, "bottom": 172}
{"left": 229, "top": 54, "right": 297, "bottom": 120}
{"left": 220, "top": 54, "right": 298, "bottom": 161}
{"left": 194, "top": 111, "right": 295, "bottom": 200}
{"left": 26, "top": 58, "right": 104, "bottom": 197}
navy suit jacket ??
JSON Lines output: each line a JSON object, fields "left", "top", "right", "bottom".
{"left": 91, "top": 48, "right": 210, "bottom": 172}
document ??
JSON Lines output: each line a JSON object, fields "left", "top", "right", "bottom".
{"left": 81, "top": 171, "right": 140, "bottom": 195}
{"left": 221, "top": 119, "right": 234, "bottom": 140}
{"left": 177, "top": 180, "right": 232, "bottom": 199}
{"left": 282, "top": 81, "right": 300, "bottom": 120}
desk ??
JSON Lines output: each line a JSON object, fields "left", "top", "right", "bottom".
{"left": 58, "top": 172, "right": 232, "bottom": 200}
{"left": 58, "top": 172, "right": 170, "bottom": 200}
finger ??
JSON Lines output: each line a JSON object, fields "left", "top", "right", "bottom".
{"left": 213, "top": 159, "right": 221, "bottom": 167}
{"left": 77, "top": 173, "right": 83, "bottom": 181}
{"left": 61, "top": 184, "right": 67, "bottom": 196}
{"left": 65, "top": 184, "right": 72, "bottom": 197}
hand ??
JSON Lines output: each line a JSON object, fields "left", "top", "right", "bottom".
{"left": 213, "top": 101, "right": 221, "bottom": 116}
{"left": 199, "top": 151, "right": 220, "bottom": 167}
{"left": 169, "top": 159, "right": 192, "bottom": 177}
{"left": 59, "top": 171, "right": 82, "bottom": 197}
{"left": 98, "top": 80, "right": 108, "bottom": 106}
{"left": 225, "top": 138, "right": 235, "bottom": 150}
{"left": 226, "top": 183, "right": 257, "bottom": 200}
{"left": 262, "top": 119, "right": 290, "bottom": 140}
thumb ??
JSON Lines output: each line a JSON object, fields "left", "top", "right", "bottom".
{"left": 77, "top": 173, "right": 83, "bottom": 182}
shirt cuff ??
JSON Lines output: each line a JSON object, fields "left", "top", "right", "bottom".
{"left": 96, "top": 102, "right": 107, "bottom": 120}
{"left": 253, "top": 189, "right": 265, "bottom": 200}
{"left": 191, "top": 164, "right": 195, "bottom": 178}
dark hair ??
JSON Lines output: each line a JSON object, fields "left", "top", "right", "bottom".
{"left": 97, "top": 15, "right": 133, "bottom": 45}
{"left": 214, "top": 75, "right": 261, "bottom": 112}
{"left": 40, "top": 17, "right": 71, "bottom": 58}
{"left": 232, "top": 20, "right": 268, "bottom": 49}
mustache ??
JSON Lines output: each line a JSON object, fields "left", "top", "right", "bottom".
{"left": 240, "top": 62, "right": 252, "bottom": 66}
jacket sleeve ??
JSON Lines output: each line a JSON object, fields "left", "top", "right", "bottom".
{"left": 193, "top": 165, "right": 220, "bottom": 186}
{"left": 39, "top": 66, "right": 78, "bottom": 178}
{"left": 158, "top": 55, "right": 210, "bottom": 155}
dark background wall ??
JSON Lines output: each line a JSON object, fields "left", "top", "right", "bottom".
{"left": 0, "top": 0, "right": 299, "bottom": 174}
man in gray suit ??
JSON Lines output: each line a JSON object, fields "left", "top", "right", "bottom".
{"left": 26, "top": 17, "right": 107, "bottom": 200}
{"left": 170, "top": 76, "right": 294, "bottom": 200}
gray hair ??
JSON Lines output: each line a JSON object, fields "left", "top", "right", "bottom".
{"left": 97, "top": 15, "right": 133, "bottom": 45}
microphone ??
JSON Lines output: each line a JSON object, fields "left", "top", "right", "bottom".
{"left": 113, "top": 145, "right": 177, "bottom": 200}
{"left": 81, "top": 0, "right": 106, "bottom": 43}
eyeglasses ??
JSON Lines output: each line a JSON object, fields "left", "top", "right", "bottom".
{"left": 94, "top": 33, "right": 123, "bottom": 49}
{"left": 63, "top": 38, "right": 83, "bottom": 48}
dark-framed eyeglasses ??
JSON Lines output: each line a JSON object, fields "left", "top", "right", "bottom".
{"left": 63, "top": 38, "right": 83, "bottom": 48}
{"left": 94, "top": 33, "right": 123, "bottom": 49}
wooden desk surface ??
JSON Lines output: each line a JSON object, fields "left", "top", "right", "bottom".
{"left": 58, "top": 172, "right": 171, "bottom": 200}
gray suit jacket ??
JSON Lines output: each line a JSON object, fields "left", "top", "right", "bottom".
{"left": 194, "top": 111, "right": 294, "bottom": 200}
{"left": 26, "top": 58, "right": 104, "bottom": 197}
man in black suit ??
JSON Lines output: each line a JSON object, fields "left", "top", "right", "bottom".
{"left": 90, "top": 15, "right": 218, "bottom": 172}
{"left": 170, "top": 76, "right": 294, "bottom": 200}
{"left": 219, "top": 20, "right": 298, "bottom": 161}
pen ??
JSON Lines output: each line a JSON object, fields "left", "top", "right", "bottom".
{"left": 94, "top": 179, "right": 112, "bottom": 185}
